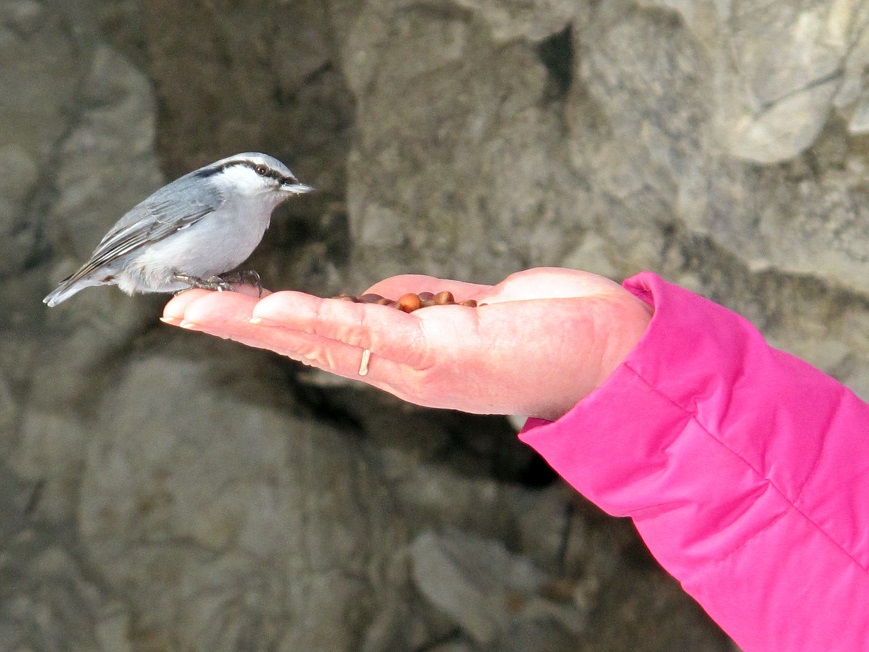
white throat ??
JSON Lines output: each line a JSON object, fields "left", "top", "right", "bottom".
{"left": 215, "top": 164, "right": 277, "bottom": 198}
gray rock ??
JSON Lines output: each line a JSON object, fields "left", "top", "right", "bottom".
{"left": 45, "top": 43, "right": 163, "bottom": 265}
{"left": 0, "top": 541, "right": 105, "bottom": 650}
{"left": 0, "top": 1, "right": 78, "bottom": 277}
{"left": 452, "top": 0, "right": 575, "bottom": 42}
{"left": 0, "top": 467, "right": 107, "bottom": 651}
{"left": 718, "top": 2, "right": 847, "bottom": 163}
{"left": 411, "top": 529, "right": 582, "bottom": 648}
{"left": 343, "top": 4, "right": 584, "bottom": 287}
{"left": 79, "top": 351, "right": 408, "bottom": 651}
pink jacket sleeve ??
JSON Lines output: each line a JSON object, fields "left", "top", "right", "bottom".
{"left": 519, "top": 272, "right": 869, "bottom": 651}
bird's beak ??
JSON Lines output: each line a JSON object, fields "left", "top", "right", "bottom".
{"left": 289, "top": 183, "right": 314, "bottom": 195}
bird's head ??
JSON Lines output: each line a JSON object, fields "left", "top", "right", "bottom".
{"left": 199, "top": 152, "right": 313, "bottom": 202}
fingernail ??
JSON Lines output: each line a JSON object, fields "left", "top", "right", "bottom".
{"left": 249, "top": 316, "right": 263, "bottom": 324}
{"left": 179, "top": 320, "right": 199, "bottom": 330}
{"left": 159, "top": 316, "right": 180, "bottom": 325}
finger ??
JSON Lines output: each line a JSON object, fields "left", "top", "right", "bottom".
{"left": 162, "top": 289, "right": 214, "bottom": 323}
{"left": 227, "top": 324, "right": 405, "bottom": 386}
{"left": 172, "top": 299, "right": 418, "bottom": 394}
{"left": 179, "top": 291, "right": 260, "bottom": 325}
{"left": 162, "top": 285, "right": 271, "bottom": 323}
{"left": 162, "top": 289, "right": 435, "bottom": 378}
{"left": 161, "top": 291, "right": 259, "bottom": 332}
{"left": 165, "top": 291, "right": 319, "bottom": 359}
{"left": 251, "top": 292, "right": 434, "bottom": 368}
{"left": 159, "top": 288, "right": 442, "bottom": 401}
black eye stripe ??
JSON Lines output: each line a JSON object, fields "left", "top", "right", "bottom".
{"left": 196, "top": 160, "right": 297, "bottom": 185}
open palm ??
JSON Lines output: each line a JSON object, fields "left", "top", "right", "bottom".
{"left": 162, "top": 268, "right": 652, "bottom": 420}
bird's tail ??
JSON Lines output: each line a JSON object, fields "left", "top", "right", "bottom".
{"left": 43, "top": 277, "right": 90, "bottom": 307}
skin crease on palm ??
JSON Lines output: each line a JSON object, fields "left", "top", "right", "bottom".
{"left": 161, "top": 268, "right": 654, "bottom": 422}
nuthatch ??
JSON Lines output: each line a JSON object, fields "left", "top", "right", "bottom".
{"left": 44, "top": 152, "right": 312, "bottom": 306}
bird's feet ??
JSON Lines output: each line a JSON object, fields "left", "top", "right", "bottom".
{"left": 220, "top": 270, "right": 262, "bottom": 296}
{"left": 172, "top": 270, "right": 263, "bottom": 296}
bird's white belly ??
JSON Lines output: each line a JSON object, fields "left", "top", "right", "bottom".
{"left": 116, "top": 199, "right": 273, "bottom": 294}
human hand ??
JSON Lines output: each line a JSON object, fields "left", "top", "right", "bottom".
{"left": 161, "top": 268, "right": 652, "bottom": 421}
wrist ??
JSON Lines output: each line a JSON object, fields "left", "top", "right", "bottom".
{"left": 535, "top": 293, "right": 653, "bottom": 422}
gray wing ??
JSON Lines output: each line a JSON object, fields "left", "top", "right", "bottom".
{"left": 64, "top": 174, "right": 225, "bottom": 283}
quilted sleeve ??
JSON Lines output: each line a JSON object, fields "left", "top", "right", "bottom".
{"left": 519, "top": 272, "right": 869, "bottom": 651}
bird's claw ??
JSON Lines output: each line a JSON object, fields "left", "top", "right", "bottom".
{"left": 172, "top": 271, "right": 262, "bottom": 296}
{"left": 219, "top": 270, "right": 262, "bottom": 296}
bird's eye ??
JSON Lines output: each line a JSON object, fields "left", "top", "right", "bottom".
{"left": 254, "top": 164, "right": 269, "bottom": 177}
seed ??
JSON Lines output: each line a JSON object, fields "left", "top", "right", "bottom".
{"left": 415, "top": 291, "right": 437, "bottom": 308}
{"left": 434, "top": 290, "right": 455, "bottom": 305}
{"left": 331, "top": 290, "right": 480, "bottom": 311}
{"left": 397, "top": 293, "right": 422, "bottom": 312}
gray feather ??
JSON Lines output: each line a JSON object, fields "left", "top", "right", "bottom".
{"left": 54, "top": 174, "right": 225, "bottom": 289}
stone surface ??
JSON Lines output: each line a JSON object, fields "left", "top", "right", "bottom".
{"left": 410, "top": 529, "right": 581, "bottom": 648}
{"left": 79, "top": 348, "right": 409, "bottom": 650}
{"left": 7, "top": 0, "right": 869, "bottom": 649}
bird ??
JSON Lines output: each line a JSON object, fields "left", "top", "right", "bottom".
{"left": 43, "top": 152, "right": 312, "bottom": 307}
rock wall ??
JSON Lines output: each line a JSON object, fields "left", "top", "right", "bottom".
{"left": 5, "top": 0, "right": 867, "bottom": 649}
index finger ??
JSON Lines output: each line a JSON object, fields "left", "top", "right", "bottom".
{"left": 251, "top": 291, "right": 434, "bottom": 367}
{"left": 162, "top": 284, "right": 271, "bottom": 322}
